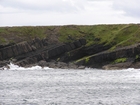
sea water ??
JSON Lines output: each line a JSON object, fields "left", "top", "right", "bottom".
{"left": 0, "top": 63, "right": 140, "bottom": 105}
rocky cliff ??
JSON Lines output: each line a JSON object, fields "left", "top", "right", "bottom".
{"left": 0, "top": 38, "right": 87, "bottom": 69}
{"left": 1, "top": 37, "right": 140, "bottom": 69}
{"left": 76, "top": 43, "right": 140, "bottom": 69}
{"left": 1, "top": 24, "right": 140, "bottom": 69}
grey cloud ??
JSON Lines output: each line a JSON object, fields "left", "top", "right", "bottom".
{"left": 112, "top": 0, "right": 140, "bottom": 18}
{"left": 0, "top": 0, "right": 84, "bottom": 13}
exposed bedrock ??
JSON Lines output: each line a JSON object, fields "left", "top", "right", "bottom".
{"left": 76, "top": 43, "right": 140, "bottom": 69}
{"left": 1, "top": 37, "right": 140, "bottom": 69}
{"left": 0, "top": 38, "right": 87, "bottom": 68}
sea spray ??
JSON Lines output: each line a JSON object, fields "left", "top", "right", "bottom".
{"left": 2, "top": 62, "right": 52, "bottom": 71}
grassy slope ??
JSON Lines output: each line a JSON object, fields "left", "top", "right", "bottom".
{"left": 0, "top": 24, "right": 140, "bottom": 50}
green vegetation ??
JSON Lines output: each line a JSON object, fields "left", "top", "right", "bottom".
{"left": 113, "top": 58, "right": 127, "bottom": 63}
{"left": 0, "top": 37, "right": 6, "bottom": 44}
{"left": 135, "top": 55, "right": 140, "bottom": 61}
{"left": 135, "top": 55, "right": 139, "bottom": 59}
{"left": 85, "top": 57, "right": 90, "bottom": 63}
{"left": 1, "top": 24, "right": 140, "bottom": 49}
{"left": 57, "top": 58, "right": 60, "bottom": 61}
{"left": 58, "top": 24, "right": 140, "bottom": 49}
{"left": 75, "top": 55, "right": 93, "bottom": 64}
{"left": 0, "top": 26, "right": 55, "bottom": 44}
{"left": 58, "top": 25, "right": 82, "bottom": 43}
{"left": 67, "top": 52, "right": 71, "bottom": 56}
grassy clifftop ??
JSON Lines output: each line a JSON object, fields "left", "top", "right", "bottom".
{"left": 0, "top": 24, "right": 140, "bottom": 49}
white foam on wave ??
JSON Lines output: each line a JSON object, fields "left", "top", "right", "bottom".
{"left": 85, "top": 67, "right": 139, "bottom": 71}
{"left": 122, "top": 68, "right": 140, "bottom": 72}
{"left": 2, "top": 62, "right": 52, "bottom": 71}
{"left": 1, "top": 62, "right": 140, "bottom": 71}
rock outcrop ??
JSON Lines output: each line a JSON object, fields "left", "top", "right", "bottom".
{"left": 1, "top": 36, "right": 140, "bottom": 70}
{"left": 0, "top": 38, "right": 86, "bottom": 68}
{"left": 76, "top": 43, "right": 140, "bottom": 69}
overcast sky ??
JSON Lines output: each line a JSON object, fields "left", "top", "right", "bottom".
{"left": 0, "top": 0, "right": 140, "bottom": 26}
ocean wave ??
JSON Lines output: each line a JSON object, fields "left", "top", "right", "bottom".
{"left": 1, "top": 62, "right": 140, "bottom": 71}
{"left": 1, "top": 63, "right": 52, "bottom": 71}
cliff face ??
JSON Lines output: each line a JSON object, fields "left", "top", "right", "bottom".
{"left": 76, "top": 44, "right": 140, "bottom": 69}
{"left": 1, "top": 24, "right": 140, "bottom": 69}
{"left": 0, "top": 38, "right": 87, "bottom": 68}
{"left": 1, "top": 37, "right": 140, "bottom": 69}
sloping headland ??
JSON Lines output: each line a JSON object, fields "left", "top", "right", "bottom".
{"left": 1, "top": 24, "right": 140, "bottom": 69}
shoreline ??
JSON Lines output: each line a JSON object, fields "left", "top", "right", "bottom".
{"left": 1, "top": 60, "right": 140, "bottom": 70}
{"left": 1, "top": 24, "right": 140, "bottom": 70}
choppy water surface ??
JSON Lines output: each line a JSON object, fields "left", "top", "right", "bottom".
{"left": 0, "top": 64, "right": 140, "bottom": 105}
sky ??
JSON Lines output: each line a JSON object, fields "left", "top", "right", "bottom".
{"left": 0, "top": 0, "right": 140, "bottom": 26}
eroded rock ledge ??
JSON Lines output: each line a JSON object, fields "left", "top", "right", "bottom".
{"left": 0, "top": 38, "right": 87, "bottom": 69}
{"left": 76, "top": 43, "right": 140, "bottom": 69}
{"left": 1, "top": 37, "right": 140, "bottom": 70}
